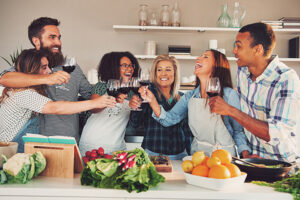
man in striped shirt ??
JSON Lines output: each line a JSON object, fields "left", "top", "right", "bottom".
{"left": 0, "top": 17, "right": 91, "bottom": 142}
{"left": 208, "top": 22, "right": 299, "bottom": 163}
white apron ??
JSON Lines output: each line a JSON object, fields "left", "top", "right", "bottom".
{"left": 79, "top": 101, "right": 130, "bottom": 155}
{"left": 188, "top": 96, "right": 237, "bottom": 156}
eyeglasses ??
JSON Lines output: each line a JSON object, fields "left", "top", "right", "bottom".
{"left": 120, "top": 63, "right": 135, "bottom": 70}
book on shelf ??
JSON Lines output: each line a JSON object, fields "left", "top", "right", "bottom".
{"left": 22, "top": 133, "right": 77, "bottom": 145}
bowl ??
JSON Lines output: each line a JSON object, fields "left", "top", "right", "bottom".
{"left": 234, "top": 158, "right": 292, "bottom": 182}
{"left": 0, "top": 142, "right": 18, "bottom": 168}
{"left": 182, "top": 156, "right": 247, "bottom": 190}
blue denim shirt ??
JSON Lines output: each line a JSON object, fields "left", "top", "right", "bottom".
{"left": 152, "top": 86, "right": 251, "bottom": 155}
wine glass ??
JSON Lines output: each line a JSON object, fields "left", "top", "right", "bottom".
{"left": 106, "top": 79, "right": 120, "bottom": 117}
{"left": 55, "top": 57, "right": 76, "bottom": 91}
{"left": 138, "top": 69, "right": 151, "bottom": 103}
{"left": 129, "top": 77, "right": 142, "bottom": 111}
{"left": 119, "top": 77, "right": 130, "bottom": 95}
{"left": 205, "top": 77, "right": 221, "bottom": 98}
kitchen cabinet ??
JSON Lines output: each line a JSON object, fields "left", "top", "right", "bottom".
{"left": 113, "top": 25, "right": 300, "bottom": 62}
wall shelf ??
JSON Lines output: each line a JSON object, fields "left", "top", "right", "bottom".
{"left": 135, "top": 55, "right": 300, "bottom": 62}
{"left": 113, "top": 25, "right": 300, "bottom": 33}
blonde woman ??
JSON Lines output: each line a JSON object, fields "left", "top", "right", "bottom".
{"left": 129, "top": 55, "right": 193, "bottom": 160}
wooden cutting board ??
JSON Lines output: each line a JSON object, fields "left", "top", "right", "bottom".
{"left": 151, "top": 155, "right": 173, "bottom": 173}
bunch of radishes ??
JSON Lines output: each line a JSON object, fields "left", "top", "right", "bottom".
{"left": 115, "top": 152, "right": 136, "bottom": 170}
{"left": 82, "top": 147, "right": 113, "bottom": 164}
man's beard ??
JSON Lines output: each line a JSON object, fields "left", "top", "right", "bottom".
{"left": 40, "top": 45, "right": 64, "bottom": 68}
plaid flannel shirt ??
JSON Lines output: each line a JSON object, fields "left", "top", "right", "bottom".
{"left": 237, "top": 56, "right": 300, "bottom": 162}
{"left": 129, "top": 85, "right": 193, "bottom": 155}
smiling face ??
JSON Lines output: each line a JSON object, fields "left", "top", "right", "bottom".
{"left": 194, "top": 50, "right": 215, "bottom": 78}
{"left": 39, "top": 57, "right": 51, "bottom": 75}
{"left": 233, "top": 32, "right": 257, "bottom": 67}
{"left": 155, "top": 60, "right": 175, "bottom": 88}
{"left": 119, "top": 56, "right": 134, "bottom": 82}
{"left": 34, "top": 25, "right": 62, "bottom": 54}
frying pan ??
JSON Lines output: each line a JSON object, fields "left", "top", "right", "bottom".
{"left": 234, "top": 158, "right": 292, "bottom": 182}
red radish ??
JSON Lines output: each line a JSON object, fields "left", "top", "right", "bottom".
{"left": 97, "top": 147, "right": 104, "bottom": 156}
{"left": 116, "top": 152, "right": 128, "bottom": 160}
{"left": 85, "top": 151, "right": 91, "bottom": 157}
{"left": 82, "top": 156, "right": 89, "bottom": 164}
{"left": 104, "top": 154, "right": 113, "bottom": 159}
{"left": 91, "top": 152, "right": 98, "bottom": 158}
{"left": 128, "top": 154, "right": 136, "bottom": 162}
{"left": 91, "top": 149, "right": 97, "bottom": 154}
{"left": 118, "top": 157, "right": 127, "bottom": 166}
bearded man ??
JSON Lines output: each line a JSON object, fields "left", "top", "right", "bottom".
{"left": 0, "top": 17, "right": 92, "bottom": 144}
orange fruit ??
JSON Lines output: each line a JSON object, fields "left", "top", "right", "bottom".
{"left": 225, "top": 163, "right": 241, "bottom": 177}
{"left": 208, "top": 165, "right": 231, "bottom": 179}
{"left": 211, "top": 149, "right": 232, "bottom": 165}
{"left": 192, "top": 164, "right": 209, "bottom": 177}
{"left": 207, "top": 156, "right": 221, "bottom": 168}
{"left": 201, "top": 156, "right": 209, "bottom": 167}
{"left": 182, "top": 160, "right": 194, "bottom": 173}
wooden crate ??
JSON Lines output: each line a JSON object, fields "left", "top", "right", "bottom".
{"left": 25, "top": 142, "right": 83, "bottom": 178}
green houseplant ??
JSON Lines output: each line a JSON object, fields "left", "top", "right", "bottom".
{"left": 1, "top": 48, "right": 23, "bottom": 67}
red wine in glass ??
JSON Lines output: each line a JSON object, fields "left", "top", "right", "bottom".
{"left": 139, "top": 80, "right": 151, "bottom": 86}
{"left": 106, "top": 89, "right": 118, "bottom": 98}
{"left": 62, "top": 65, "right": 75, "bottom": 74}
{"left": 206, "top": 92, "right": 219, "bottom": 97}
{"left": 119, "top": 87, "right": 130, "bottom": 94}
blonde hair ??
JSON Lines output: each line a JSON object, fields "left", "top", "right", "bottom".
{"left": 150, "top": 55, "right": 181, "bottom": 101}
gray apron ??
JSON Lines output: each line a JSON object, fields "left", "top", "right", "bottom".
{"left": 188, "top": 95, "right": 237, "bottom": 156}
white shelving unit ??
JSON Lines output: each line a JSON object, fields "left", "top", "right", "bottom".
{"left": 113, "top": 25, "right": 300, "bottom": 33}
{"left": 113, "top": 25, "right": 300, "bottom": 62}
{"left": 135, "top": 55, "right": 300, "bottom": 62}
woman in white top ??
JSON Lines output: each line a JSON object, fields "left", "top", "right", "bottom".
{"left": 79, "top": 52, "right": 141, "bottom": 155}
{"left": 0, "top": 49, "right": 116, "bottom": 148}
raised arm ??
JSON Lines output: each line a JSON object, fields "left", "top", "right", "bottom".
{"left": 42, "top": 95, "right": 116, "bottom": 115}
{"left": 144, "top": 87, "right": 192, "bottom": 127}
{"left": 0, "top": 71, "right": 70, "bottom": 88}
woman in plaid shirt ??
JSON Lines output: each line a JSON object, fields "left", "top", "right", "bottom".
{"left": 129, "top": 55, "right": 193, "bottom": 160}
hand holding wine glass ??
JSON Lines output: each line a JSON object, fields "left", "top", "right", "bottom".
{"left": 129, "top": 77, "right": 142, "bottom": 111}
{"left": 138, "top": 69, "right": 151, "bottom": 103}
{"left": 55, "top": 56, "right": 76, "bottom": 91}
{"left": 206, "top": 77, "right": 221, "bottom": 98}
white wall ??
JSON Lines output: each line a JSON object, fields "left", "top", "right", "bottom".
{"left": 1, "top": 0, "right": 300, "bottom": 86}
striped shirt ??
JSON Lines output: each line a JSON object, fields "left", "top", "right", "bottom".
{"left": 237, "top": 55, "right": 300, "bottom": 162}
{"left": 0, "top": 89, "right": 51, "bottom": 142}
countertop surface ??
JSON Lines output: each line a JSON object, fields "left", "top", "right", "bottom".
{"left": 0, "top": 160, "right": 293, "bottom": 200}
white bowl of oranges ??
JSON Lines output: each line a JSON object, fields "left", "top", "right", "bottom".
{"left": 182, "top": 149, "right": 247, "bottom": 190}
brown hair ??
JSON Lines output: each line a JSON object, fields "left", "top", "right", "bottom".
{"left": 195, "top": 49, "right": 233, "bottom": 97}
{"left": 1, "top": 49, "right": 48, "bottom": 102}
{"left": 150, "top": 55, "right": 181, "bottom": 101}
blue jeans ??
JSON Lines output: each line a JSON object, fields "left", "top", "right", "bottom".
{"left": 145, "top": 148, "right": 188, "bottom": 160}
{"left": 12, "top": 116, "right": 40, "bottom": 153}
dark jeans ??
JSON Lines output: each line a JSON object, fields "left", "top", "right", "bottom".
{"left": 12, "top": 116, "right": 40, "bottom": 153}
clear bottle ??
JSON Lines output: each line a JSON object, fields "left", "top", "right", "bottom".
{"left": 149, "top": 11, "right": 158, "bottom": 26}
{"left": 138, "top": 4, "right": 148, "bottom": 26}
{"left": 171, "top": 1, "right": 181, "bottom": 27}
{"left": 231, "top": 2, "right": 246, "bottom": 28}
{"left": 160, "top": 5, "right": 170, "bottom": 26}
{"left": 217, "top": 4, "right": 231, "bottom": 28}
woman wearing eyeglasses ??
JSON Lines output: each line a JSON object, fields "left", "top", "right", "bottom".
{"left": 79, "top": 52, "right": 141, "bottom": 155}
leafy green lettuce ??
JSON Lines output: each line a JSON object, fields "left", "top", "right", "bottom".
{"left": 81, "top": 148, "right": 165, "bottom": 192}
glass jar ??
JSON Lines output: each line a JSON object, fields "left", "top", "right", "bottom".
{"left": 217, "top": 4, "right": 231, "bottom": 28}
{"left": 160, "top": 5, "right": 170, "bottom": 26}
{"left": 149, "top": 11, "right": 158, "bottom": 26}
{"left": 171, "top": 1, "right": 181, "bottom": 27}
{"left": 138, "top": 4, "right": 148, "bottom": 26}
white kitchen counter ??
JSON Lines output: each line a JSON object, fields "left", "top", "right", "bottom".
{"left": 0, "top": 160, "right": 292, "bottom": 200}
